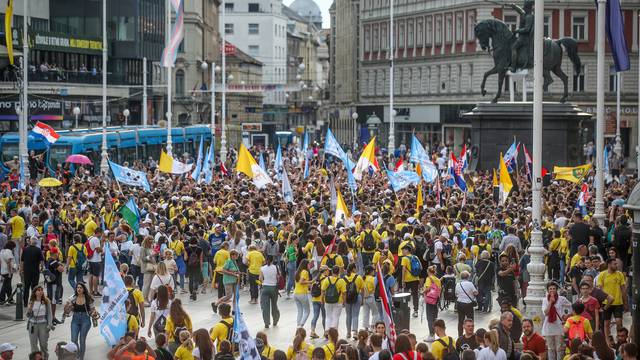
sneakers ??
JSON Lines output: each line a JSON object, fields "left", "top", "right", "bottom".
{"left": 423, "top": 335, "right": 435, "bottom": 342}
{"left": 412, "top": 311, "right": 418, "bottom": 318}
{"left": 310, "top": 332, "right": 319, "bottom": 339}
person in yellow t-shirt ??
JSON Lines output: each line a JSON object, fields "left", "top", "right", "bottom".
{"left": 212, "top": 242, "right": 230, "bottom": 298}
{"left": 66, "top": 234, "right": 88, "bottom": 288}
{"left": 597, "top": 258, "right": 627, "bottom": 339}
{"left": 321, "top": 252, "right": 344, "bottom": 268}
{"left": 174, "top": 330, "right": 195, "bottom": 360}
{"left": 564, "top": 302, "right": 593, "bottom": 340}
{"left": 245, "top": 245, "right": 265, "bottom": 304}
{"left": 343, "top": 263, "right": 364, "bottom": 338}
{"left": 431, "top": 319, "right": 455, "bottom": 360}
{"left": 570, "top": 245, "right": 588, "bottom": 269}
{"left": 423, "top": 266, "right": 442, "bottom": 339}
{"left": 81, "top": 210, "right": 97, "bottom": 239}
{"left": 209, "top": 303, "right": 234, "bottom": 351}
{"left": 294, "top": 259, "right": 312, "bottom": 327}
{"left": 310, "top": 266, "right": 329, "bottom": 339}
{"left": 286, "top": 327, "right": 315, "bottom": 360}
{"left": 257, "top": 331, "right": 277, "bottom": 360}
{"left": 400, "top": 245, "right": 421, "bottom": 318}
{"left": 7, "top": 208, "right": 25, "bottom": 240}
{"left": 359, "top": 224, "right": 381, "bottom": 266}
{"left": 321, "top": 267, "right": 346, "bottom": 330}
{"left": 361, "top": 265, "right": 377, "bottom": 331}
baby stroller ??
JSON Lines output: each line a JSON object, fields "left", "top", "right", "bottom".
{"left": 439, "top": 275, "right": 456, "bottom": 311}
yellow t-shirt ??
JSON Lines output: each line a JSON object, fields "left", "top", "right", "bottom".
{"left": 321, "top": 276, "right": 346, "bottom": 303}
{"left": 286, "top": 343, "right": 315, "bottom": 360}
{"left": 302, "top": 242, "right": 314, "bottom": 259}
{"left": 126, "top": 314, "right": 139, "bottom": 333}
{"left": 101, "top": 210, "right": 116, "bottom": 229}
{"left": 126, "top": 287, "right": 145, "bottom": 317}
{"left": 321, "top": 254, "right": 344, "bottom": 268}
{"left": 67, "top": 244, "right": 88, "bottom": 269}
{"left": 363, "top": 275, "right": 375, "bottom": 297}
{"left": 294, "top": 269, "right": 311, "bottom": 295}
{"left": 401, "top": 256, "right": 419, "bottom": 282}
{"left": 322, "top": 342, "right": 336, "bottom": 360}
{"left": 246, "top": 250, "right": 265, "bottom": 275}
{"left": 210, "top": 317, "right": 234, "bottom": 351}
{"left": 423, "top": 275, "right": 442, "bottom": 292}
{"left": 8, "top": 215, "right": 25, "bottom": 239}
{"left": 431, "top": 336, "right": 454, "bottom": 360}
{"left": 262, "top": 345, "right": 277, "bottom": 360}
{"left": 570, "top": 253, "right": 583, "bottom": 269}
{"left": 165, "top": 315, "right": 193, "bottom": 342}
{"left": 174, "top": 344, "right": 195, "bottom": 360}
{"left": 564, "top": 315, "right": 593, "bottom": 337}
{"left": 170, "top": 240, "right": 186, "bottom": 257}
{"left": 358, "top": 230, "right": 381, "bottom": 252}
{"left": 214, "top": 249, "right": 230, "bottom": 273}
{"left": 83, "top": 218, "right": 98, "bottom": 238}
{"left": 597, "top": 270, "right": 626, "bottom": 305}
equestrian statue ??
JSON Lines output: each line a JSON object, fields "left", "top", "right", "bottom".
{"left": 474, "top": 0, "right": 582, "bottom": 103}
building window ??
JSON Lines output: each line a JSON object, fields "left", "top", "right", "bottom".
{"left": 572, "top": 15, "right": 586, "bottom": 40}
{"left": 467, "top": 12, "right": 475, "bottom": 41}
{"left": 249, "top": 23, "right": 259, "bottom": 34}
{"left": 248, "top": 3, "right": 260, "bottom": 12}
{"left": 426, "top": 17, "right": 432, "bottom": 45}
{"left": 364, "top": 27, "right": 371, "bottom": 52}
{"left": 381, "top": 23, "right": 387, "bottom": 50}
{"left": 176, "top": 70, "right": 185, "bottom": 96}
{"left": 225, "top": 3, "right": 234, "bottom": 11}
{"left": 249, "top": 45, "right": 259, "bottom": 57}
{"left": 178, "top": 39, "right": 184, "bottom": 53}
{"left": 373, "top": 26, "right": 379, "bottom": 51}
{"left": 456, "top": 14, "right": 463, "bottom": 42}
{"left": 398, "top": 23, "right": 405, "bottom": 49}
{"left": 225, "top": 23, "right": 234, "bottom": 34}
{"left": 417, "top": 18, "right": 423, "bottom": 46}
{"left": 407, "top": 21, "right": 414, "bottom": 47}
{"left": 435, "top": 16, "right": 442, "bottom": 45}
{"left": 609, "top": 66, "right": 618, "bottom": 92}
{"left": 504, "top": 14, "right": 518, "bottom": 32}
{"left": 543, "top": 14, "right": 551, "bottom": 37}
{"left": 573, "top": 65, "right": 585, "bottom": 92}
{"left": 445, "top": 16, "right": 452, "bottom": 43}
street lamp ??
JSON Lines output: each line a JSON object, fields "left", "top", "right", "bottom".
{"left": 298, "top": 63, "right": 305, "bottom": 72}
{"left": 123, "top": 109, "right": 130, "bottom": 126}
{"left": 73, "top": 107, "right": 81, "bottom": 129}
{"left": 227, "top": 74, "right": 234, "bottom": 82}
{"left": 367, "top": 114, "right": 382, "bottom": 139}
{"left": 200, "top": 61, "right": 209, "bottom": 72}
{"left": 352, "top": 112, "right": 359, "bottom": 150}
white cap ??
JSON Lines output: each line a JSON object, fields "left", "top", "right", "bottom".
{"left": 480, "top": 219, "right": 488, "bottom": 225}
{"left": 0, "top": 343, "right": 16, "bottom": 353}
{"left": 403, "top": 233, "right": 411, "bottom": 239}
{"left": 407, "top": 217, "right": 416, "bottom": 225}
{"left": 61, "top": 343, "right": 78, "bottom": 353}
{"left": 353, "top": 210, "right": 362, "bottom": 216}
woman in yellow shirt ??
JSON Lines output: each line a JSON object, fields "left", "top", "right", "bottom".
{"left": 164, "top": 299, "right": 193, "bottom": 342}
{"left": 257, "top": 331, "right": 277, "bottom": 360}
{"left": 286, "top": 328, "right": 314, "bottom": 360}
{"left": 169, "top": 237, "right": 187, "bottom": 294}
{"left": 245, "top": 245, "right": 265, "bottom": 304}
{"left": 361, "top": 265, "right": 377, "bottom": 331}
{"left": 213, "top": 242, "right": 230, "bottom": 298}
{"left": 294, "top": 259, "right": 312, "bottom": 327}
{"left": 344, "top": 263, "right": 364, "bottom": 339}
{"left": 423, "top": 265, "right": 442, "bottom": 341}
{"left": 174, "top": 329, "right": 195, "bottom": 360}
{"left": 310, "top": 266, "right": 329, "bottom": 339}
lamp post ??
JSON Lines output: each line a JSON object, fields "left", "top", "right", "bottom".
{"left": 388, "top": 0, "right": 395, "bottom": 158}
{"left": 352, "top": 112, "right": 358, "bottom": 150}
{"left": 73, "top": 107, "right": 81, "bottom": 129}
{"left": 220, "top": 0, "right": 228, "bottom": 162}
{"left": 100, "top": 0, "right": 109, "bottom": 176}
{"left": 165, "top": 0, "right": 173, "bottom": 156}
{"left": 142, "top": 57, "right": 148, "bottom": 127}
{"left": 123, "top": 109, "right": 130, "bottom": 126}
{"left": 594, "top": 0, "right": 606, "bottom": 225}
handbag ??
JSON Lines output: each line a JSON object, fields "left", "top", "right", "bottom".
{"left": 424, "top": 278, "right": 441, "bottom": 305}
{"left": 276, "top": 267, "right": 285, "bottom": 290}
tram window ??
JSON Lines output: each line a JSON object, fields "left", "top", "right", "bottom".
{"left": 0, "top": 143, "right": 19, "bottom": 163}
{"left": 147, "top": 144, "right": 161, "bottom": 160}
{"left": 108, "top": 148, "right": 119, "bottom": 163}
{"left": 49, "top": 145, "right": 72, "bottom": 169}
{"left": 138, "top": 144, "right": 146, "bottom": 160}
{"left": 121, "top": 147, "right": 136, "bottom": 164}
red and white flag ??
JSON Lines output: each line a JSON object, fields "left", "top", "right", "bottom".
{"left": 393, "top": 158, "right": 405, "bottom": 173}
{"left": 220, "top": 162, "right": 229, "bottom": 176}
{"left": 376, "top": 263, "right": 396, "bottom": 352}
{"left": 31, "top": 122, "right": 60, "bottom": 145}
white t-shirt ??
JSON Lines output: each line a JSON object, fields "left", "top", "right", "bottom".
{"left": 455, "top": 280, "right": 477, "bottom": 303}
{"left": 477, "top": 347, "right": 508, "bottom": 360}
{"left": 120, "top": 239, "right": 133, "bottom": 252}
{"left": 541, "top": 295, "right": 572, "bottom": 336}
{"left": 192, "top": 346, "right": 216, "bottom": 359}
{"left": 432, "top": 241, "right": 444, "bottom": 264}
{"left": 0, "top": 249, "right": 14, "bottom": 275}
{"left": 260, "top": 264, "right": 278, "bottom": 286}
{"left": 131, "top": 243, "right": 142, "bottom": 266}
{"left": 88, "top": 236, "right": 102, "bottom": 263}
{"left": 150, "top": 274, "right": 175, "bottom": 291}
{"left": 150, "top": 299, "right": 171, "bottom": 319}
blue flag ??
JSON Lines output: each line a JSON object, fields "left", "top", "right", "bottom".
{"left": 503, "top": 139, "right": 518, "bottom": 172}
{"left": 203, "top": 144, "right": 214, "bottom": 185}
{"left": 109, "top": 161, "right": 151, "bottom": 192}
{"left": 346, "top": 160, "right": 357, "bottom": 193}
{"left": 282, "top": 167, "right": 293, "bottom": 203}
{"left": 604, "top": 146, "right": 610, "bottom": 173}
{"left": 274, "top": 144, "right": 283, "bottom": 180}
{"left": 324, "top": 128, "right": 346, "bottom": 159}
{"left": 386, "top": 169, "right": 421, "bottom": 192}
{"left": 99, "top": 249, "right": 128, "bottom": 346}
{"left": 191, "top": 136, "right": 204, "bottom": 181}
{"left": 409, "top": 135, "right": 438, "bottom": 183}
{"left": 303, "top": 155, "right": 310, "bottom": 179}
{"left": 606, "top": 0, "right": 630, "bottom": 72}
{"left": 259, "top": 152, "right": 267, "bottom": 173}
{"left": 234, "top": 287, "right": 262, "bottom": 360}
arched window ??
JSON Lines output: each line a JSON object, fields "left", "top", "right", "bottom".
{"left": 175, "top": 70, "right": 185, "bottom": 96}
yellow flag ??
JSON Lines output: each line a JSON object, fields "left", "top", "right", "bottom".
{"left": 416, "top": 163, "right": 422, "bottom": 178}
{"left": 553, "top": 164, "right": 592, "bottom": 183}
{"left": 416, "top": 182, "right": 423, "bottom": 215}
{"left": 236, "top": 143, "right": 256, "bottom": 178}
{"left": 499, "top": 153, "right": 513, "bottom": 204}
{"left": 492, "top": 169, "right": 498, "bottom": 187}
{"left": 5, "top": 0, "right": 13, "bottom": 65}
{"left": 334, "top": 187, "right": 350, "bottom": 225}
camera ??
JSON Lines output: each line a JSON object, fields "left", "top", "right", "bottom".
{"left": 91, "top": 317, "right": 98, "bottom": 327}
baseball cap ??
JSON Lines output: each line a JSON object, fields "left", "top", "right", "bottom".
{"left": 0, "top": 343, "right": 16, "bottom": 353}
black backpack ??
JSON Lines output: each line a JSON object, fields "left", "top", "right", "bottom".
{"left": 324, "top": 278, "right": 340, "bottom": 304}
{"left": 363, "top": 231, "right": 376, "bottom": 251}
{"left": 345, "top": 276, "right": 359, "bottom": 304}
{"left": 311, "top": 280, "right": 322, "bottom": 297}
{"left": 153, "top": 313, "right": 167, "bottom": 334}
{"left": 187, "top": 248, "right": 200, "bottom": 267}
{"left": 127, "top": 289, "right": 139, "bottom": 316}
{"left": 325, "top": 255, "right": 336, "bottom": 268}
{"left": 437, "top": 337, "right": 460, "bottom": 360}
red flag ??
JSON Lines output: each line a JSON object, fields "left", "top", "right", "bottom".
{"left": 393, "top": 158, "right": 404, "bottom": 172}
{"left": 320, "top": 236, "right": 337, "bottom": 264}
{"left": 220, "top": 162, "right": 228, "bottom": 176}
{"left": 376, "top": 263, "right": 396, "bottom": 352}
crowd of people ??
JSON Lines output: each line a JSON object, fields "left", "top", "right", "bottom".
{"left": 0, "top": 141, "right": 637, "bottom": 360}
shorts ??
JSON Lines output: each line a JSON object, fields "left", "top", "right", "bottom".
{"left": 604, "top": 305, "right": 624, "bottom": 320}
{"left": 89, "top": 262, "right": 102, "bottom": 277}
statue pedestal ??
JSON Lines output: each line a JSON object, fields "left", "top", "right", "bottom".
{"left": 463, "top": 102, "right": 592, "bottom": 170}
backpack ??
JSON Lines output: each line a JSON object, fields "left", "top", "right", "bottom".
{"left": 437, "top": 337, "right": 459, "bottom": 360}
{"left": 127, "top": 289, "right": 140, "bottom": 316}
{"left": 311, "top": 280, "right": 322, "bottom": 298}
{"left": 567, "top": 317, "right": 587, "bottom": 341}
{"left": 73, "top": 245, "right": 87, "bottom": 270}
{"left": 409, "top": 255, "right": 422, "bottom": 277}
{"left": 442, "top": 277, "right": 456, "bottom": 301}
{"left": 325, "top": 255, "right": 336, "bottom": 268}
{"left": 324, "top": 278, "right": 340, "bottom": 304}
{"left": 363, "top": 231, "right": 376, "bottom": 251}
{"left": 424, "top": 277, "right": 441, "bottom": 305}
{"left": 414, "top": 237, "right": 427, "bottom": 262}
{"left": 374, "top": 275, "right": 391, "bottom": 302}
{"left": 220, "top": 319, "right": 238, "bottom": 351}
{"left": 153, "top": 313, "right": 167, "bottom": 335}
{"left": 187, "top": 248, "right": 200, "bottom": 267}
{"left": 345, "top": 276, "right": 359, "bottom": 304}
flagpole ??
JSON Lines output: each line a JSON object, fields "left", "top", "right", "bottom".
{"left": 165, "top": 0, "right": 173, "bottom": 157}
{"left": 637, "top": 17, "right": 640, "bottom": 175}
{"left": 614, "top": 72, "right": 622, "bottom": 155}
{"left": 100, "top": 0, "right": 109, "bottom": 176}
{"left": 594, "top": 0, "right": 606, "bottom": 226}
{"left": 220, "top": 0, "right": 228, "bottom": 163}
{"left": 387, "top": 0, "right": 395, "bottom": 159}
{"left": 19, "top": 4, "right": 30, "bottom": 184}
{"left": 143, "top": 56, "right": 148, "bottom": 127}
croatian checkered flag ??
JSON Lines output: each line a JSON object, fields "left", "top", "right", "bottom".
{"left": 376, "top": 263, "right": 396, "bottom": 352}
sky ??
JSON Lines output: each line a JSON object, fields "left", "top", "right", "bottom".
{"left": 284, "top": 0, "right": 332, "bottom": 28}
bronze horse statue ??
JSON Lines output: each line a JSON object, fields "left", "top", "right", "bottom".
{"left": 474, "top": 18, "right": 582, "bottom": 103}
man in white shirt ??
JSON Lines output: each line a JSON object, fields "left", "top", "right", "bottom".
{"left": 455, "top": 271, "right": 478, "bottom": 338}
{"left": 87, "top": 227, "right": 104, "bottom": 297}
{"left": 25, "top": 216, "right": 40, "bottom": 248}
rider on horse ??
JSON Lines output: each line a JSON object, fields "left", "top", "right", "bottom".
{"left": 510, "top": 0, "right": 535, "bottom": 72}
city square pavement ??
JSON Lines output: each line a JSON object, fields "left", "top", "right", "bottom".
{"left": 0, "top": 277, "right": 504, "bottom": 358}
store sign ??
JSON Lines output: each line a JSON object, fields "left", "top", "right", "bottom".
{"left": 34, "top": 33, "right": 102, "bottom": 51}
{"left": 242, "top": 123, "right": 262, "bottom": 131}
{"left": 0, "top": 99, "right": 63, "bottom": 120}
